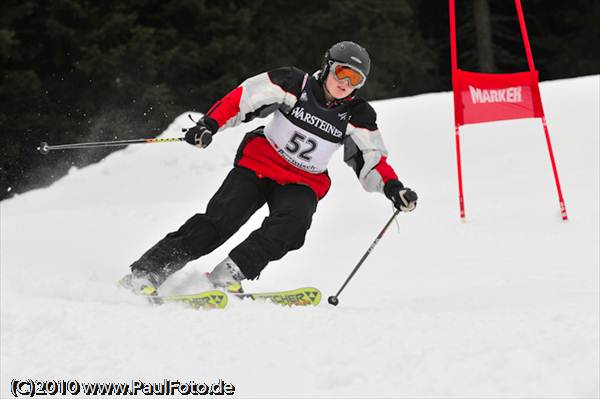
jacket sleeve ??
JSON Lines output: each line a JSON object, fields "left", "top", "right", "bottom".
{"left": 204, "top": 67, "right": 308, "bottom": 132}
{"left": 344, "top": 101, "right": 398, "bottom": 193}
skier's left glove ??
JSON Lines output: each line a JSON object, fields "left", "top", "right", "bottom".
{"left": 384, "top": 179, "right": 418, "bottom": 212}
{"left": 184, "top": 117, "right": 218, "bottom": 149}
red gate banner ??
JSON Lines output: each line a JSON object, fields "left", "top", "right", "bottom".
{"left": 453, "top": 69, "right": 544, "bottom": 126}
{"left": 449, "top": 0, "right": 568, "bottom": 220}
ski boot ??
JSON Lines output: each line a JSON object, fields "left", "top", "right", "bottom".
{"left": 207, "top": 257, "right": 245, "bottom": 293}
{"left": 118, "top": 269, "right": 160, "bottom": 296}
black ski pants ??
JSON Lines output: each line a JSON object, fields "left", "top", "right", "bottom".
{"left": 130, "top": 166, "right": 318, "bottom": 281}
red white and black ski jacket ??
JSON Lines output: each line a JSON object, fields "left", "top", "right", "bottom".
{"left": 204, "top": 66, "right": 398, "bottom": 199}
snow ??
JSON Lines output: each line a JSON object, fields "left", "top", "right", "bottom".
{"left": 1, "top": 75, "right": 599, "bottom": 398}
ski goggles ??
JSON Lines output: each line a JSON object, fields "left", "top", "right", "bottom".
{"left": 330, "top": 62, "right": 367, "bottom": 89}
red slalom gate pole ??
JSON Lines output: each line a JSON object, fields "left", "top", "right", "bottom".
{"left": 449, "top": 0, "right": 466, "bottom": 219}
{"left": 455, "top": 124, "right": 466, "bottom": 219}
{"left": 541, "top": 116, "right": 569, "bottom": 220}
{"left": 515, "top": 0, "right": 568, "bottom": 220}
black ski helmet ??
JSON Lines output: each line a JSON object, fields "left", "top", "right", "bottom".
{"left": 320, "top": 41, "right": 371, "bottom": 85}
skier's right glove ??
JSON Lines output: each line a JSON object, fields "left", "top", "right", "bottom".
{"left": 384, "top": 179, "right": 418, "bottom": 212}
{"left": 184, "top": 117, "right": 218, "bottom": 149}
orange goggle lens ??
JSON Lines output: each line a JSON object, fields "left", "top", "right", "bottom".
{"left": 333, "top": 65, "right": 365, "bottom": 87}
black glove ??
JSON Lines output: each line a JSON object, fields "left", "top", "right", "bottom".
{"left": 184, "top": 117, "right": 218, "bottom": 148}
{"left": 384, "top": 179, "right": 418, "bottom": 212}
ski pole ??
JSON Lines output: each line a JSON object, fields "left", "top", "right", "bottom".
{"left": 37, "top": 137, "right": 184, "bottom": 155}
{"left": 328, "top": 208, "right": 401, "bottom": 306}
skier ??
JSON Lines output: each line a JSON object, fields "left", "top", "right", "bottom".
{"left": 119, "top": 41, "right": 418, "bottom": 296}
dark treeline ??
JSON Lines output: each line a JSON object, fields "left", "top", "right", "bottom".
{"left": 1, "top": 0, "right": 598, "bottom": 200}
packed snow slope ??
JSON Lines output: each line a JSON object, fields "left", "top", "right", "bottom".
{"left": 2, "top": 76, "right": 599, "bottom": 398}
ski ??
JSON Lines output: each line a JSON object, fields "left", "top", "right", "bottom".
{"left": 148, "top": 290, "right": 228, "bottom": 310}
{"left": 120, "top": 282, "right": 320, "bottom": 309}
{"left": 233, "top": 287, "right": 321, "bottom": 306}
